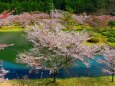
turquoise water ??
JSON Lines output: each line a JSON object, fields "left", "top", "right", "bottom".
{"left": 3, "top": 61, "right": 29, "bottom": 70}
{"left": 3, "top": 57, "right": 106, "bottom": 79}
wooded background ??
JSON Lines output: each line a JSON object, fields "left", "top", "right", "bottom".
{"left": 0, "top": 0, "right": 114, "bottom": 14}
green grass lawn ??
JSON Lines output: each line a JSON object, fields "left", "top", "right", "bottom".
{"left": 9, "top": 76, "right": 115, "bottom": 86}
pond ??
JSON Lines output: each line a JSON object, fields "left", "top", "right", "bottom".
{"left": 0, "top": 32, "right": 107, "bottom": 79}
{"left": 3, "top": 57, "right": 106, "bottom": 79}
{"left": 0, "top": 32, "right": 32, "bottom": 62}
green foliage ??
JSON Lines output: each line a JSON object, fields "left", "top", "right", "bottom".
{"left": 97, "top": 29, "right": 115, "bottom": 43}
{"left": 53, "top": 0, "right": 107, "bottom": 14}
{"left": 0, "top": 2, "right": 9, "bottom": 13}
{"left": 0, "top": 0, "right": 110, "bottom": 14}
{"left": 0, "top": 0, "right": 52, "bottom": 14}
{"left": 109, "top": 21, "right": 115, "bottom": 27}
{"left": 53, "top": 0, "right": 66, "bottom": 10}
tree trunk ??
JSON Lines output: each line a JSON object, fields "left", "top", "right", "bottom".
{"left": 52, "top": 71, "right": 58, "bottom": 83}
{"left": 112, "top": 72, "right": 114, "bottom": 82}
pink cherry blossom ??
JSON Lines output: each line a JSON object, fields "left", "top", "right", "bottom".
{"left": 98, "top": 45, "right": 115, "bottom": 82}
{"left": 17, "top": 21, "right": 102, "bottom": 77}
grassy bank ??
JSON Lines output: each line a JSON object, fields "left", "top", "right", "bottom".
{"left": 0, "top": 26, "right": 24, "bottom": 32}
{"left": 75, "top": 25, "right": 115, "bottom": 47}
{"left": 1, "top": 76, "right": 115, "bottom": 86}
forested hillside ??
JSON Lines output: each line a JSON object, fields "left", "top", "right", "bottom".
{"left": 0, "top": 0, "right": 114, "bottom": 14}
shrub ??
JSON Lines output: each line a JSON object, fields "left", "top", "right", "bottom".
{"left": 109, "top": 21, "right": 115, "bottom": 27}
{"left": 86, "top": 16, "right": 109, "bottom": 28}
{"left": 97, "top": 29, "right": 115, "bottom": 43}
{"left": 0, "top": 12, "right": 50, "bottom": 27}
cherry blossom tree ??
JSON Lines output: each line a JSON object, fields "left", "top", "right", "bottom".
{"left": 98, "top": 46, "right": 115, "bottom": 82}
{"left": 0, "top": 10, "right": 12, "bottom": 19}
{"left": 0, "top": 10, "right": 15, "bottom": 27}
{"left": 17, "top": 22, "right": 102, "bottom": 83}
